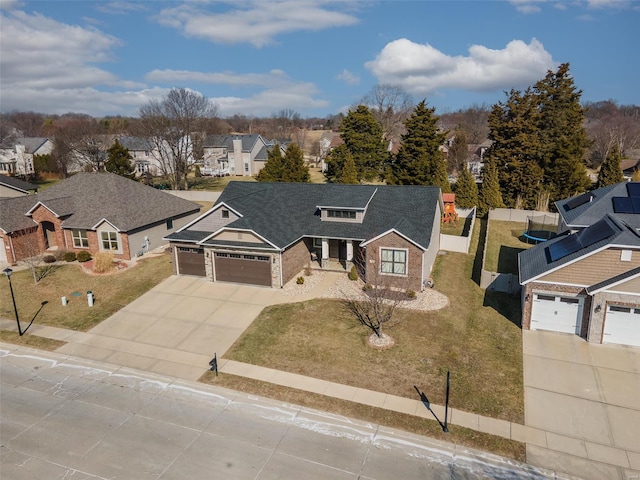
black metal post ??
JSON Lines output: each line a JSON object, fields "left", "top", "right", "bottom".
{"left": 209, "top": 353, "right": 218, "bottom": 376}
{"left": 3, "top": 268, "right": 22, "bottom": 336}
{"left": 443, "top": 370, "right": 450, "bottom": 432}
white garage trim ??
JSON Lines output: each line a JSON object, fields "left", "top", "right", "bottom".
{"left": 531, "top": 293, "right": 584, "bottom": 335}
{"left": 603, "top": 305, "right": 640, "bottom": 347}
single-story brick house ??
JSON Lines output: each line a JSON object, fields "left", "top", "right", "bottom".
{"left": 519, "top": 182, "right": 640, "bottom": 347}
{"left": 0, "top": 172, "right": 201, "bottom": 264}
{"left": 166, "top": 182, "right": 443, "bottom": 291}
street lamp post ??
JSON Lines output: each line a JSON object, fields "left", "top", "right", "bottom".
{"left": 3, "top": 267, "right": 23, "bottom": 336}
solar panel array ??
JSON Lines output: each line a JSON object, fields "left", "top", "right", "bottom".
{"left": 611, "top": 183, "right": 640, "bottom": 214}
{"left": 565, "top": 192, "right": 593, "bottom": 211}
{"left": 548, "top": 218, "right": 616, "bottom": 262}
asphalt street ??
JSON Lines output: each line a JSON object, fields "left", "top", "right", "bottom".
{"left": 0, "top": 345, "right": 565, "bottom": 480}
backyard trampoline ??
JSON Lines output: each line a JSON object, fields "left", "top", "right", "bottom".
{"left": 523, "top": 213, "right": 558, "bottom": 243}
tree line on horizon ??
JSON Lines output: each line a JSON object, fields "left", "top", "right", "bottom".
{"left": 1, "top": 64, "right": 639, "bottom": 211}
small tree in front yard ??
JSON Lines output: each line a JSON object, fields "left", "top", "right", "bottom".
{"left": 15, "top": 229, "right": 59, "bottom": 284}
{"left": 341, "top": 253, "right": 410, "bottom": 347}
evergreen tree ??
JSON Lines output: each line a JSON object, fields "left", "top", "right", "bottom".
{"left": 324, "top": 144, "right": 348, "bottom": 183}
{"left": 388, "top": 100, "right": 448, "bottom": 186}
{"left": 453, "top": 166, "right": 478, "bottom": 208}
{"left": 281, "top": 143, "right": 310, "bottom": 182}
{"left": 447, "top": 127, "right": 468, "bottom": 175}
{"left": 596, "top": 145, "right": 624, "bottom": 188}
{"left": 478, "top": 160, "right": 504, "bottom": 217}
{"left": 484, "top": 88, "right": 544, "bottom": 209}
{"left": 105, "top": 139, "right": 136, "bottom": 180}
{"left": 534, "top": 63, "right": 590, "bottom": 202}
{"left": 256, "top": 145, "right": 285, "bottom": 182}
{"left": 339, "top": 105, "right": 387, "bottom": 181}
{"left": 338, "top": 152, "right": 359, "bottom": 184}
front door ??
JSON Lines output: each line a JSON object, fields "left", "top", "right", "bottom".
{"left": 42, "top": 221, "right": 56, "bottom": 249}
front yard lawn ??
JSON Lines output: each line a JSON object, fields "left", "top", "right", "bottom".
{"left": 484, "top": 220, "right": 535, "bottom": 274}
{"left": 221, "top": 223, "right": 524, "bottom": 424}
{"left": 0, "top": 254, "right": 172, "bottom": 332}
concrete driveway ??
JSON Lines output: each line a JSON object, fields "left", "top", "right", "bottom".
{"left": 55, "top": 275, "right": 286, "bottom": 381}
{"left": 523, "top": 330, "right": 640, "bottom": 480}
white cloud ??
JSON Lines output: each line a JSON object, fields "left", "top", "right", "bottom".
{"left": 155, "top": 0, "right": 359, "bottom": 47}
{"left": 336, "top": 69, "right": 360, "bottom": 85}
{"left": 94, "top": 1, "right": 149, "bottom": 15}
{"left": 0, "top": 10, "right": 123, "bottom": 90}
{"left": 365, "top": 38, "right": 555, "bottom": 96}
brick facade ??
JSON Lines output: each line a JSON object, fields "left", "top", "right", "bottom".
{"left": 364, "top": 232, "right": 423, "bottom": 292}
{"left": 282, "top": 238, "right": 312, "bottom": 285}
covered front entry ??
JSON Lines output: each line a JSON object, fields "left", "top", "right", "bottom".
{"left": 603, "top": 305, "right": 640, "bottom": 347}
{"left": 176, "top": 247, "right": 206, "bottom": 276}
{"left": 42, "top": 221, "right": 56, "bottom": 249}
{"left": 530, "top": 293, "right": 584, "bottom": 335}
{"left": 214, "top": 252, "right": 271, "bottom": 286}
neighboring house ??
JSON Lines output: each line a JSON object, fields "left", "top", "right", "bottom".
{"left": 519, "top": 182, "right": 640, "bottom": 347}
{"left": 202, "top": 134, "right": 280, "bottom": 177}
{"left": 0, "top": 172, "right": 201, "bottom": 264}
{"left": 116, "top": 136, "right": 161, "bottom": 177}
{"left": 0, "top": 176, "right": 38, "bottom": 198}
{"left": 0, "top": 137, "right": 53, "bottom": 176}
{"left": 165, "top": 182, "right": 443, "bottom": 291}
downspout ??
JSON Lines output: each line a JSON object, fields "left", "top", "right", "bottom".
{"left": 279, "top": 250, "right": 283, "bottom": 288}
{"left": 8, "top": 235, "right": 16, "bottom": 264}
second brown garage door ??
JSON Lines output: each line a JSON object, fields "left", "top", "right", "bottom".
{"left": 214, "top": 252, "right": 272, "bottom": 286}
{"left": 177, "top": 247, "right": 206, "bottom": 276}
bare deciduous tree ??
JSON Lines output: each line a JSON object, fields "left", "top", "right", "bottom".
{"left": 341, "top": 253, "right": 412, "bottom": 346}
{"left": 51, "top": 115, "right": 108, "bottom": 173}
{"left": 359, "top": 84, "right": 414, "bottom": 143}
{"left": 137, "top": 88, "right": 219, "bottom": 190}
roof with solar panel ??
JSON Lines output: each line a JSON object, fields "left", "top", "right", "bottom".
{"left": 519, "top": 213, "right": 640, "bottom": 284}
{"left": 556, "top": 182, "right": 640, "bottom": 230}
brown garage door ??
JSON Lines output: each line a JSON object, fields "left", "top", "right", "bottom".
{"left": 177, "top": 247, "right": 206, "bottom": 276}
{"left": 215, "top": 252, "right": 271, "bottom": 286}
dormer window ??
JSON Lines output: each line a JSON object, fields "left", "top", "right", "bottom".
{"left": 327, "top": 210, "right": 356, "bottom": 219}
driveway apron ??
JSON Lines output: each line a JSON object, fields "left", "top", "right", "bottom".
{"left": 523, "top": 330, "right": 640, "bottom": 480}
{"left": 55, "top": 276, "right": 285, "bottom": 381}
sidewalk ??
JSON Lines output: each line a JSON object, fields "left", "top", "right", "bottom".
{"left": 0, "top": 316, "right": 578, "bottom": 448}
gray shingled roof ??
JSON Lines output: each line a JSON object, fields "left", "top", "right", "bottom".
{"left": 556, "top": 182, "right": 640, "bottom": 229}
{"left": 519, "top": 214, "right": 640, "bottom": 284}
{"left": 0, "top": 176, "right": 37, "bottom": 194}
{"left": 15, "top": 137, "right": 50, "bottom": 153}
{"left": 0, "top": 195, "right": 38, "bottom": 233}
{"left": 0, "top": 172, "right": 200, "bottom": 234}
{"left": 171, "top": 182, "right": 441, "bottom": 251}
{"left": 117, "top": 136, "right": 154, "bottom": 151}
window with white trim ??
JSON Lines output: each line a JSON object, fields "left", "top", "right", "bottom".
{"left": 72, "top": 229, "right": 89, "bottom": 248}
{"left": 380, "top": 248, "right": 407, "bottom": 275}
{"left": 101, "top": 231, "right": 119, "bottom": 251}
{"left": 313, "top": 237, "right": 323, "bottom": 248}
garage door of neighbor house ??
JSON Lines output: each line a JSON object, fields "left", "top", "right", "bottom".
{"left": 603, "top": 305, "right": 640, "bottom": 347}
{"left": 531, "top": 293, "right": 583, "bottom": 334}
{"left": 214, "top": 252, "right": 271, "bottom": 286}
{"left": 177, "top": 247, "right": 206, "bottom": 276}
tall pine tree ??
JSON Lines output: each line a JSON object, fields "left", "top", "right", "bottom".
{"left": 281, "top": 143, "right": 310, "bottom": 182}
{"left": 105, "top": 139, "right": 136, "bottom": 180}
{"left": 339, "top": 105, "right": 387, "bottom": 181}
{"left": 256, "top": 145, "right": 285, "bottom": 182}
{"left": 478, "top": 160, "right": 504, "bottom": 217}
{"left": 338, "top": 152, "right": 359, "bottom": 184}
{"left": 535, "top": 63, "right": 590, "bottom": 202}
{"left": 453, "top": 166, "right": 478, "bottom": 208}
{"left": 387, "top": 100, "right": 448, "bottom": 187}
{"left": 595, "top": 144, "right": 624, "bottom": 188}
{"left": 484, "top": 88, "right": 544, "bottom": 209}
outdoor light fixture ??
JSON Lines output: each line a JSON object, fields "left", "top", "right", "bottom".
{"left": 525, "top": 294, "right": 530, "bottom": 302}
{"left": 3, "top": 267, "right": 23, "bottom": 336}
{"left": 595, "top": 304, "right": 602, "bottom": 313}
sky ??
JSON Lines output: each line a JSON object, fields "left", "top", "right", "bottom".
{"left": 1, "top": 0, "right": 639, "bottom": 119}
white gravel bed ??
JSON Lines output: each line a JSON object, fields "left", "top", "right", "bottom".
{"left": 282, "top": 269, "right": 449, "bottom": 311}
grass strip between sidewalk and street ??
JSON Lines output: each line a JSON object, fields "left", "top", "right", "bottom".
{"left": 0, "top": 329, "right": 66, "bottom": 351}
{"left": 201, "top": 372, "right": 526, "bottom": 462}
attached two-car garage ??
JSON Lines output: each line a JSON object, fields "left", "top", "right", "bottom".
{"left": 214, "top": 252, "right": 272, "bottom": 287}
